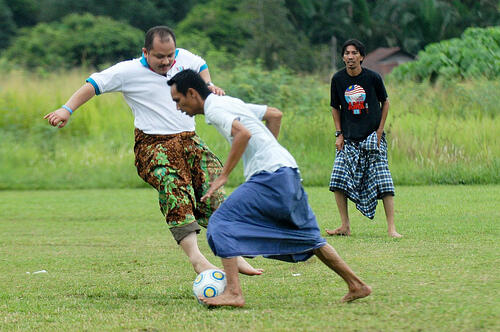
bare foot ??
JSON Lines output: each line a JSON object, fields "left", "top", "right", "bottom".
{"left": 237, "top": 257, "right": 264, "bottom": 276}
{"left": 388, "top": 231, "right": 402, "bottom": 238}
{"left": 325, "top": 227, "right": 351, "bottom": 236}
{"left": 341, "top": 285, "right": 372, "bottom": 303}
{"left": 199, "top": 292, "right": 245, "bottom": 307}
{"left": 193, "top": 262, "right": 218, "bottom": 275}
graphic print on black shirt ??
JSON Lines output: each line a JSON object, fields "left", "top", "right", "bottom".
{"left": 330, "top": 68, "right": 387, "bottom": 141}
{"left": 345, "top": 84, "right": 367, "bottom": 115}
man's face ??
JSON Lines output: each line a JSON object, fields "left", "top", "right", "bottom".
{"left": 343, "top": 45, "right": 364, "bottom": 71}
{"left": 170, "top": 85, "right": 199, "bottom": 117}
{"left": 142, "top": 36, "right": 176, "bottom": 75}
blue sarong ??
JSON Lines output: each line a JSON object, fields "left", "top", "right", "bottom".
{"left": 207, "top": 167, "right": 327, "bottom": 263}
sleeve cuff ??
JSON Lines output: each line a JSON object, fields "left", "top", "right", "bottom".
{"left": 86, "top": 78, "right": 101, "bottom": 95}
{"left": 199, "top": 64, "right": 208, "bottom": 72}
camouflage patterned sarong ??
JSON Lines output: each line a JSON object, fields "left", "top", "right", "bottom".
{"left": 134, "top": 129, "right": 225, "bottom": 234}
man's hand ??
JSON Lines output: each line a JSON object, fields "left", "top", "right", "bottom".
{"left": 208, "top": 84, "right": 225, "bottom": 96}
{"left": 201, "top": 175, "right": 228, "bottom": 202}
{"left": 335, "top": 135, "right": 344, "bottom": 151}
{"left": 376, "top": 128, "right": 384, "bottom": 147}
{"left": 44, "top": 108, "right": 71, "bottom": 128}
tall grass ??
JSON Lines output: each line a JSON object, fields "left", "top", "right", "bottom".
{"left": 0, "top": 68, "right": 498, "bottom": 189}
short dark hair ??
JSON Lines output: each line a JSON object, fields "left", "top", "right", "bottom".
{"left": 341, "top": 39, "right": 366, "bottom": 63}
{"left": 144, "top": 26, "right": 176, "bottom": 51}
{"left": 167, "top": 69, "right": 211, "bottom": 100}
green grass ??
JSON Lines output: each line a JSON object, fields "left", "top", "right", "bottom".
{"left": 1, "top": 186, "right": 499, "bottom": 331}
{"left": 1, "top": 69, "right": 499, "bottom": 189}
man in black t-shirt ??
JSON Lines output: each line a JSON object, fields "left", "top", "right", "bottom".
{"left": 327, "top": 39, "right": 402, "bottom": 238}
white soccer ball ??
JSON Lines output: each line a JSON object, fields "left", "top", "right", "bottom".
{"left": 192, "top": 269, "right": 226, "bottom": 303}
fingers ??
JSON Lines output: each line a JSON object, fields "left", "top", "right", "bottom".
{"left": 209, "top": 85, "right": 225, "bottom": 96}
{"left": 200, "top": 191, "right": 212, "bottom": 203}
{"left": 45, "top": 113, "right": 59, "bottom": 127}
{"left": 215, "top": 87, "right": 225, "bottom": 96}
{"left": 44, "top": 109, "right": 69, "bottom": 127}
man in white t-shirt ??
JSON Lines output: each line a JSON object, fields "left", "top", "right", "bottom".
{"left": 168, "top": 69, "right": 372, "bottom": 307}
{"left": 44, "top": 26, "right": 262, "bottom": 276}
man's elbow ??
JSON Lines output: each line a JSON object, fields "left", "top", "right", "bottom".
{"left": 266, "top": 107, "right": 283, "bottom": 121}
{"left": 240, "top": 129, "right": 252, "bottom": 144}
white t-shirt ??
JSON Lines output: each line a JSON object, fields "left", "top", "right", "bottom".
{"left": 204, "top": 94, "right": 298, "bottom": 180}
{"left": 87, "top": 48, "right": 207, "bottom": 135}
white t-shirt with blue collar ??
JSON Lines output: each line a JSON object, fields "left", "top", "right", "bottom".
{"left": 204, "top": 94, "right": 298, "bottom": 180}
{"left": 86, "top": 48, "right": 207, "bottom": 135}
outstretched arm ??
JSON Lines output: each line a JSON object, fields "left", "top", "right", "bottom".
{"left": 201, "top": 120, "right": 251, "bottom": 202}
{"left": 262, "top": 106, "right": 282, "bottom": 139}
{"left": 44, "top": 83, "right": 96, "bottom": 128}
{"left": 199, "top": 69, "right": 225, "bottom": 96}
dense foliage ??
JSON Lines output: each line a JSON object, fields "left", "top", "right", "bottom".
{"left": 2, "top": 0, "right": 499, "bottom": 72}
{"left": 4, "top": 13, "right": 144, "bottom": 70}
{"left": 390, "top": 26, "right": 500, "bottom": 82}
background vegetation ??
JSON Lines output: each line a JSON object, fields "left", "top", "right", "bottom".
{"left": 1, "top": 0, "right": 499, "bottom": 71}
{"left": 1, "top": 64, "right": 498, "bottom": 189}
{"left": 0, "top": 1, "right": 499, "bottom": 189}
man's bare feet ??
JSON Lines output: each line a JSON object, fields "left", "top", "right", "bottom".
{"left": 237, "top": 257, "right": 264, "bottom": 276}
{"left": 388, "top": 231, "right": 402, "bottom": 238}
{"left": 325, "top": 227, "right": 351, "bottom": 236}
{"left": 341, "top": 285, "right": 372, "bottom": 303}
{"left": 193, "top": 261, "right": 218, "bottom": 274}
{"left": 199, "top": 291, "right": 245, "bottom": 307}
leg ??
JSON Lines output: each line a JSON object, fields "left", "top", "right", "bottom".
{"left": 237, "top": 256, "right": 264, "bottom": 276}
{"left": 199, "top": 257, "right": 245, "bottom": 307}
{"left": 326, "top": 191, "right": 351, "bottom": 236}
{"left": 179, "top": 232, "right": 218, "bottom": 274}
{"left": 314, "top": 244, "right": 371, "bottom": 302}
{"left": 382, "top": 195, "right": 402, "bottom": 238}
{"left": 189, "top": 136, "right": 263, "bottom": 276}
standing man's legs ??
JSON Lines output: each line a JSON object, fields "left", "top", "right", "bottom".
{"left": 326, "top": 191, "right": 351, "bottom": 236}
{"left": 382, "top": 195, "right": 402, "bottom": 238}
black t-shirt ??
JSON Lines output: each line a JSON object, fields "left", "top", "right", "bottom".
{"left": 330, "top": 68, "right": 388, "bottom": 141}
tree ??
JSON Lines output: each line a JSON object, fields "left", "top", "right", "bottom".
{"left": 239, "top": 0, "right": 319, "bottom": 71}
{"left": 33, "top": 0, "right": 206, "bottom": 31}
{"left": 391, "top": 26, "right": 500, "bottom": 82}
{"left": 4, "top": 13, "right": 144, "bottom": 69}
{"left": 176, "top": 0, "right": 251, "bottom": 54}
{"left": 0, "top": 0, "right": 17, "bottom": 49}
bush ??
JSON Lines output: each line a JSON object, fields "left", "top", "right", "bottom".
{"left": 0, "top": 0, "right": 17, "bottom": 49}
{"left": 391, "top": 26, "right": 500, "bottom": 82}
{"left": 4, "top": 13, "right": 144, "bottom": 70}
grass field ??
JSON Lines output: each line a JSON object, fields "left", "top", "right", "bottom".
{"left": 1, "top": 186, "right": 499, "bottom": 331}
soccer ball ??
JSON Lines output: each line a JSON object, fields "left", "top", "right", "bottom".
{"left": 192, "top": 269, "right": 226, "bottom": 303}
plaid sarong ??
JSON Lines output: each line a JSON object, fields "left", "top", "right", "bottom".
{"left": 329, "top": 131, "right": 394, "bottom": 219}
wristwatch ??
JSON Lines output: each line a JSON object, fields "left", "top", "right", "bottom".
{"left": 335, "top": 131, "right": 343, "bottom": 137}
